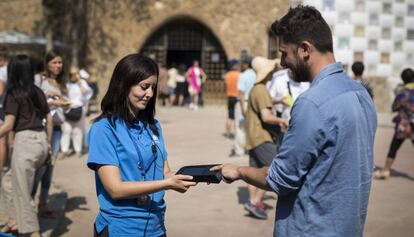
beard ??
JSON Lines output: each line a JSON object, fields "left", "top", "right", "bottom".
{"left": 289, "top": 56, "right": 312, "bottom": 83}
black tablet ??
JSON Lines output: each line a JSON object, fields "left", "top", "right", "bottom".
{"left": 176, "top": 164, "right": 222, "bottom": 183}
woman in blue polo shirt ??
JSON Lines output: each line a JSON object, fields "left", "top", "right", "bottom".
{"left": 87, "top": 54, "right": 196, "bottom": 237}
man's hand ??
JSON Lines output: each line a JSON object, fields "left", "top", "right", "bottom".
{"left": 211, "top": 164, "right": 241, "bottom": 183}
{"left": 278, "top": 118, "right": 289, "bottom": 132}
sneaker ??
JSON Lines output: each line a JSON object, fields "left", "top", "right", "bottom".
{"left": 229, "top": 150, "right": 243, "bottom": 158}
{"left": 373, "top": 170, "right": 390, "bottom": 180}
{"left": 244, "top": 202, "right": 267, "bottom": 219}
{"left": 257, "top": 200, "right": 266, "bottom": 210}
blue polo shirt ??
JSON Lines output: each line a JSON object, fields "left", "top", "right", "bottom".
{"left": 87, "top": 117, "right": 168, "bottom": 237}
{"left": 266, "top": 63, "right": 377, "bottom": 237}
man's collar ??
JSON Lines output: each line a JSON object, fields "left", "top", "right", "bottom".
{"left": 311, "top": 62, "right": 344, "bottom": 86}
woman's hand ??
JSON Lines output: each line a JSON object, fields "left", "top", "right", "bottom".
{"left": 50, "top": 98, "right": 71, "bottom": 108}
{"left": 166, "top": 174, "right": 197, "bottom": 193}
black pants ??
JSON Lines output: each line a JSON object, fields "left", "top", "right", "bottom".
{"left": 227, "top": 96, "right": 237, "bottom": 119}
{"left": 387, "top": 137, "right": 414, "bottom": 159}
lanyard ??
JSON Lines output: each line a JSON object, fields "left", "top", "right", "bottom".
{"left": 287, "top": 81, "right": 292, "bottom": 97}
{"left": 127, "top": 125, "right": 157, "bottom": 177}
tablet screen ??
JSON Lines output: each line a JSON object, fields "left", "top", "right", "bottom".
{"left": 178, "top": 167, "right": 207, "bottom": 176}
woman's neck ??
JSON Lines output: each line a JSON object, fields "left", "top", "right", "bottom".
{"left": 129, "top": 108, "right": 140, "bottom": 119}
{"left": 48, "top": 72, "right": 57, "bottom": 80}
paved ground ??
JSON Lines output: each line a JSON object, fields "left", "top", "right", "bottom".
{"left": 5, "top": 105, "right": 413, "bottom": 237}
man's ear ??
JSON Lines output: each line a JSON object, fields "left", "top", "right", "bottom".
{"left": 299, "top": 41, "right": 313, "bottom": 61}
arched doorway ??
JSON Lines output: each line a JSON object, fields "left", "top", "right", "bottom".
{"left": 139, "top": 18, "right": 228, "bottom": 81}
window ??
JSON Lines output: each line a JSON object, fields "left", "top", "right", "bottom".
{"left": 338, "top": 12, "right": 351, "bottom": 24}
{"left": 382, "top": 28, "right": 391, "bottom": 39}
{"left": 354, "top": 26, "right": 365, "bottom": 37}
{"left": 407, "top": 30, "right": 414, "bottom": 40}
{"left": 354, "top": 51, "right": 364, "bottom": 62}
{"left": 323, "top": 0, "right": 335, "bottom": 11}
{"left": 383, "top": 3, "right": 392, "bottom": 14}
{"left": 338, "top": 37, "right": 350, "bottom": 49}
{"left": 369, "top": 39, "right": 378, "bottom": 50}
{"left": 369, "top": 14, "right": 379, "bottom": 25}
{"left": 381, "top": 53, "right": 390, "bottom": 64}
{"left": 407, "top": 54, "right": 414, "bottom": 64}
{"left": 395, "top": 16, "right": 404, "bottom": 27}
{"left": 394, "top": 41, "right": 403, "bottom": 51}
{"left": 408, "top": 5, "right": 414, "bottom": 16}
{"left": 355, "top": 0, "right": 365, "bottom": 11}
{"left": 367, "top": 64, "right": 376, "bottom": 74}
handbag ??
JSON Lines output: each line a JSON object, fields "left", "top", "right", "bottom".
{"left": 65, "top": 107, "right": 83, "bottom": 121}
{"left": 52, "top": 107, "right": 65, "bottom": 125}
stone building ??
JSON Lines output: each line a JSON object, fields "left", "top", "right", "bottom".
{"left": 0, "top": 0, "right": 290, "bottom": 103}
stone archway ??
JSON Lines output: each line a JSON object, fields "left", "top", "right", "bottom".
{"left": 139, "top": 17, "right": 228, "bottom": 81}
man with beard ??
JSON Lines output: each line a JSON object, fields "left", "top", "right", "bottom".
{"left": 212, "top": 5, "right": 377, "bottom": 237}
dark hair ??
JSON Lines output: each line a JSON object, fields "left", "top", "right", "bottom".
{"left": 271, "top": 5, "right": 333, "bottom": 53}
{"left": 351, "top": 62, "right": 364, "bottom": 77}
{"left": 44, "top": 50, "right": 66, "bottom": 94}
{"left": 401, "top": 68, "right": 414, "bottom": 84}
{"left": 95, "top": 54, "right": 159, "bottom": 133}
{"left": 5, "top": 55, "right": 48, "bottom": 116}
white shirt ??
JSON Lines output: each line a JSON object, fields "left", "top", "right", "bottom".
{"left": 267, "top": 69, "right": 310, "bottom": 119}
{"left": 167, "top": 68, "right": 178, "bottom": 88}
{"left": 66, "top": 79, "right": 93, "bottom": 108}
{"left": 0, "top": 65, "right": 7, "bottom": 109}
{"left": 0, "top": 65, "right": 7, "bottom": 84}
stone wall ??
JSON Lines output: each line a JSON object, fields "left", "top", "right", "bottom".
{"left": 85, "top": 0, "right": 290, "bottom": 99}
{"left": 0, "top": 0, "right": 289, "bottom": 100}
{"left": 0, "top": 0, "right": 43, "bottom": 35}
{"left": 368, "top": 76, "right": 392, "bottom": 113}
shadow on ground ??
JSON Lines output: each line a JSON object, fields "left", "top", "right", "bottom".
{"left": 52, "top": 196, "right": 89, "bottom": 236}
{"left": 39, "top": 192, "right": 67, "bottom": 235}
{"left": 237, "top": 187, "right": 276, "bottom": 207}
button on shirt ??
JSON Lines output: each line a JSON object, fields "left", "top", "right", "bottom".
{"left": 266, "top": 63, "right": 377, "bottom": 237}
{"left": 87, "top": 118, "right": 168, "bottom": 237}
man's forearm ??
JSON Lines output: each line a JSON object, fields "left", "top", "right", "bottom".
{"left": 238, "top": 166, "right": 272, "bottom": 191}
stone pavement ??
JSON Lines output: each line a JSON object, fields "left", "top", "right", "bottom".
{"left": 2, "top": 106, "right": 414, "bottom": 236}
{"left": 0, "top": 182, "right": 67, "bottom": 237}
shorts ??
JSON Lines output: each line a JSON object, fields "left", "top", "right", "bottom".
{"left": 168, "top": 87, "right": 175, "bottom": 95}
{"left": 0, "top": 108, "right": 4, "bottom": 124}
{"left": 227, "top": 96, "right": 237, "bottom": 119}
{"left": 175, "top": 82, "right": 187, "bottom": 96}
{"left": 249, "top": 142, "right": 277, "bottom": 168}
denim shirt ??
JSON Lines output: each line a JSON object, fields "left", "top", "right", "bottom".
{"left": 266, "top": 63, "right": 377, "bottom": 237}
